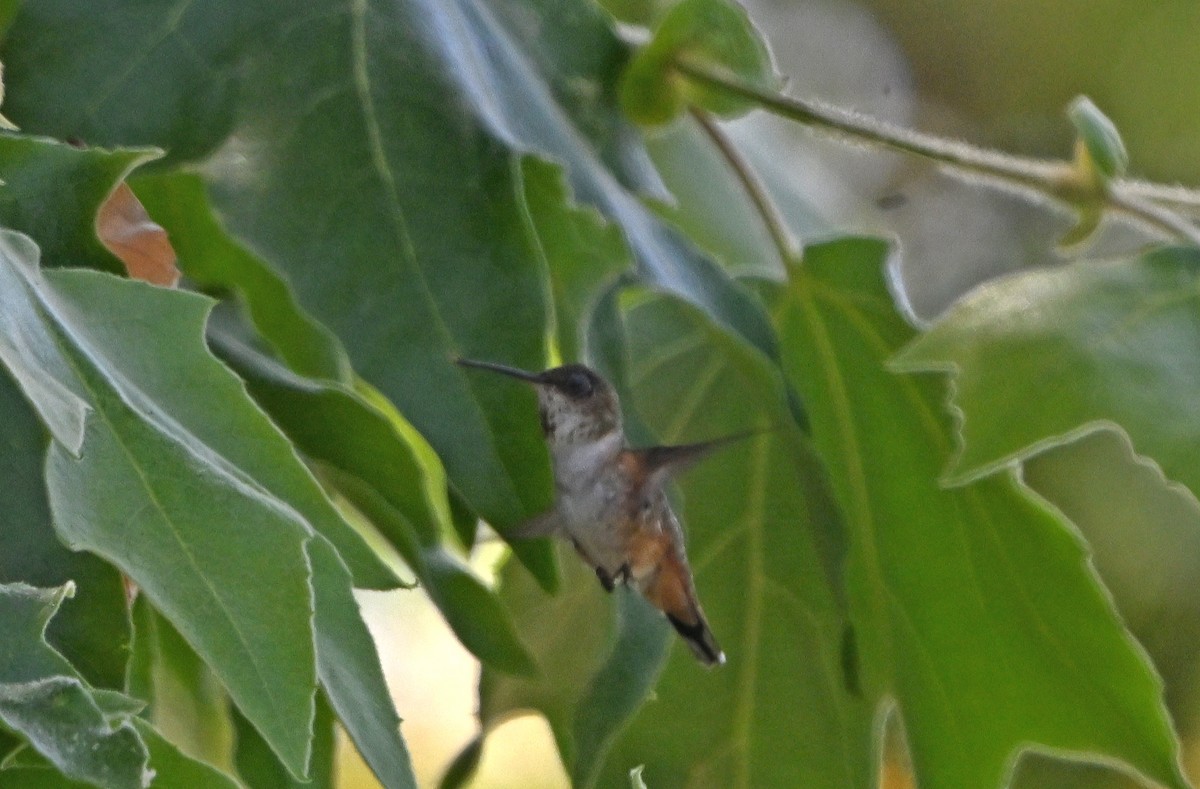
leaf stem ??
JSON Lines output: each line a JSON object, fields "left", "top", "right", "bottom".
{"left": 675, "top": 57, "right": 1200, "bottom": 247}
{"left": 1107, "top": 191, "right": 1200, "bottom": 246}
{"left": 690, "top": 108, "right": 799, "bottom": 265}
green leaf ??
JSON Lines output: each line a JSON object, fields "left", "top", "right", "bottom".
{"left": 0, "top": 582, "right": 150, "bottom": 789}
{"left": 130, "top": 172, "right": 349, "bottom": 382}
{"left": 521, "top": 157, "right": 630, "bottom": 363}
{"left": 327, "top": 469, "right": 536, "bottom": 678}
{"left": 127, "top": 597, "right": 234, "bottom": 772}
{"left": 1019, "top": 431, "right": 1200, "bottom": 789}
{"left": 129, "top": 585, "right": 414, "bottom": 789}
{"left": 133, "top": 720, "right": 243, "bottom": 789}
{"left": 308, "top": 538, "right": 417, "bottom": 789}
{"left": 462, "top": 547, "right": 670, "bottom": 788}
{"left": 771, "top": 238, "right": 1187, "bottom": 789}
{"left": 206, "top": 329, "right": 438, "bottom": 557}
{"left": 0, "top": 3, "right": 277, "bottom": 167}
{"left": 201, "top": 3, "right": 560, "bottom": 547}
{"left": 620, "top": 0, "right": 779, "bottom": 125}
{"left": 597, "top": 293, "right": 868, "bottom": 789}
{"left": 1068, "top": 95, "right": 1128, "bottom": 182}
{"left": 0, "top": 367, "right": 131, "bottom": 691}
{"left": 892, "top": 246, "right": 1200, "bottom": 511}
{"left": 36, "top": 249, "right": 394, "bottom": 593}
{"left": 233, "top": 695, "right": 333, "bottom": 789}
{"left": 0, "top": 232, "right": 318, "bottom": 778}
{"left": 0, "top": 134, "right": 157, "bottom": 272}
{"left": 210, "top": 331, "right": 535, "bottom": 676}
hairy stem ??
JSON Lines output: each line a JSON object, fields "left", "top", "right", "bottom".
{"left": 675, "top": 57, "right": 1200, "bottom": 246}
{"left": 690, "top": 108, "right": 799, "bottom": 265}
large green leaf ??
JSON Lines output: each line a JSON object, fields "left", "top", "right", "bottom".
{"left": 892, "top": 246, "right": 1200, "bottom": 511}
{"left": 7, "top": 235, "right": 417, "bottom": 786}
{"left": 1015, "top": 431, "right": 1200, "bottom": 789}
{"left": 0, "top": 231, "right": 317, "bottom": 778}
{"left": 0, "top": 582, "right": 148, "bottom": 789}
{"left": 0, "top": 367, "right": 130, "bottom": 691}
{"left": 770, "top": 238, "right": 1186, "bottom": 789}
{"left": 0, "top": 3, "right": 276, "bottom": 167}
{"left": 596, "top": 293, "right": 868, "bottom": 789}
{"left": 130, "top": 558, "right": 416, "bottom": 789}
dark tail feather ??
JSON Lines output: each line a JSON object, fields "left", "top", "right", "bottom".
{"left": 667, "top": 612, "right": 726, "bottom": 667}
{"left": 644, "top": 551, "right": 726, "bottom": 667}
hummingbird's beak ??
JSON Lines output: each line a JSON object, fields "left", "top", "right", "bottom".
{"left": 455, "top": 357, "right": 544, "bottom": 384}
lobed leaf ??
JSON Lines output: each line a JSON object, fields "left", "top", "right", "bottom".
{"left": 212, "top": 332, "right": 535, "bottom": 676}
{"left": 0, "top": 232, "right": 317, "bottom": 778}
{"left": 0, "top": 582, "right": 149, "bottom": 789}
{"left": 0, "top": 369, "right": 130, "bottom": 691}
{"left": 892, "top": 246, "right": 1200, "bottom": 511}
{"left": 771, "top": 238, "right": 1187, "bottom": 789}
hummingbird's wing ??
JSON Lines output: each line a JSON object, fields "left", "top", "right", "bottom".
{"left": 508, "top": 507, "right": 563, "bottom": 539}
{"left": 637, "top": 430, "right": 759, "bottom": 491}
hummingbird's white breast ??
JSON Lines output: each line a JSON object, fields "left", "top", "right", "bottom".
{"left": 550, "top": 430, "right": 627, "bottom": 572}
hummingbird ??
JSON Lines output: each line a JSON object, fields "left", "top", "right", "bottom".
{"left": 458, "top": 357, "right": 743, "bottom": 667}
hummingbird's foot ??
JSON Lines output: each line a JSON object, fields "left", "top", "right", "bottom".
{"left": 615, "top": 562, "right": 633, "bottom": 586}
{"left": 595, "top": 566, "right": 616, "bottom": 593}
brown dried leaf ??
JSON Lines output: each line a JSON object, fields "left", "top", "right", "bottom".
{"left": 96, "top": 183, "right": 179, "bottom": 286}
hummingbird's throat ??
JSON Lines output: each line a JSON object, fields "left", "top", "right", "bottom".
{"left": 537, "top": 396, "right": 620, "bottom": 445}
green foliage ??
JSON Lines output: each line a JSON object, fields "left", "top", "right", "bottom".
{"left": 771, "top": 240, "right": 1186, "bottom": 789}
{"left": 1069, "top": 95, "right": 1129, "bottom": 182}
{"left": 0, "top": 1, "right": 1196, "bottom": 789}
{"left": 893, "top": 247, "right": 1200, "bottom": 506}
{"left": 620, "top": 0, "right": 779, "bottom": 125}
{"left": 0, "top": 582, "right": 243, "bottom": 788}
{"left": 0, "top": 583, "right": 148, "bottom": 789}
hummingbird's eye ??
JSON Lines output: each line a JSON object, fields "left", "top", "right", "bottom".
{"left": 563, "top": 370, "right": 594, "bottom": 398}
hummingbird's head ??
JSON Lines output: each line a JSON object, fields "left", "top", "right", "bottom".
{"left": 456, "top": 358, "right": 621, "bottom": 444}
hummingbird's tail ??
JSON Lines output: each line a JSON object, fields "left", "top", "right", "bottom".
{"left": 667, "top": 610, "right": 725, "bottom": 667}
{"left": 644, "top": 553, "right": 726, "bottom": 667}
